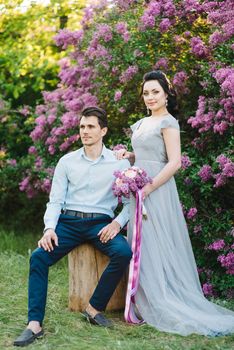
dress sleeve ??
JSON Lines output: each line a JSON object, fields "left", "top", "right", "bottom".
{"left": 160, "top": 116, "right": 180, "bottom": 131}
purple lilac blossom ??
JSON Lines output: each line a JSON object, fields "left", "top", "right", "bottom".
{"left": 187, "top": 207, "right": 197, "bottom": 220}
{"left": 154, "top": 58, "right": 169, "bottom": 71}
{"left": 94, "top": 24, "right": 113, "bottom": 42}
{"left": 28, "top": 146, "right": 37, "bottom": 155}
{"left": 163, "top": 0, "right": 176, "bottom": 17}
{"left": 223, "top": 162, "right": 234, "bottom": 177}
{"left": 119, "top": 65, "right": 138, "bottom": 83}
{"left": 198, "top": 165, "right": 213, "bottom": 182}
{"left": 173, "top": 71, "right": 189, "bottom": 94}
{"left": 213, "top": 67, "right": 234, "bottom": 102}
{"left": 159, "top": 18, "right": 171, "bottom": 33}
{"left": 114, "top": 0, "right": 136, "bottom": 10}
{"left": 181, "top": 155, "right": 192, "bottom": 170}
{"left": 47, "top": 114, "right": 56, "bottom": 125}
{"left": 190, "top": 37, "right": 209, "bottom": 58}
{"left": 214, "top": 173, "right": 226, "bottom": 188}
{"left": 41, "top": 178, "right": 51, "bottom": 193}
{"left": 208, "top": 239, "right": 226, "bottom": 251}
{"left": 187, "top": 94, "right": 233, "bottom": 135}
{"left": 139, "top": 1, "right": 161, "bottom": 30}
{"left": 19, "top": 105, "right": 30, "bottom": 116}
{"left": 202, "top": 283, "right": 214, "bottom": 297}
{"left": 206, "top": 0, "right": 234, "bottom": 46}
{"left": 114, "top": 90, "right": 122, "bottom": 102}
{"left": 218, "top": 252, "right": 234, "bottom": 275}
{"left": 115, "top": 22, "right": 128, "bottom": 34}
{"left": 54, "top": 29, "right": 84, "bottom": 49}
{"left": 35, "top": 157, "right": 43, "bottom": 169}
{"left": 115, "top": 22, "right": 131, "bottom": 42}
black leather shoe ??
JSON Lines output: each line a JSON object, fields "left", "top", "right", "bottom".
{"left": 82, "top": 311, "right": 113, "bottom": 328}
{"left": 13, "top": 328, "right": 44, "bottom": 347}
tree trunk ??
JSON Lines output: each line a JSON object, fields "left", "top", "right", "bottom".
{"left": 68, "top": 243, "right": 127, "bottom": 311}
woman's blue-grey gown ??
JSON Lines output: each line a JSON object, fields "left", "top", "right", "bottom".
{"left": 128, "top": 115, "right": 234, "bottom": 336}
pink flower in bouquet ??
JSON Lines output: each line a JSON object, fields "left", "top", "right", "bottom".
{"left": 124, "top": 168, "right": 138, "bottom": 179}
{"left": 112, "top": 166, "right": 152, "bottom": 219}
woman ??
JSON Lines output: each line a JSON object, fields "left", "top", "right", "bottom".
{"left": 117, "top": 70, "right": 234, "bottom": 336}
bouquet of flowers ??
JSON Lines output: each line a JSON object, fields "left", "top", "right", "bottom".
{"left": 112, "top": 166, "right": 152, "bottom": 219}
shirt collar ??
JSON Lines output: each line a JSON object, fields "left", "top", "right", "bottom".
{"left": 78, "top": 144, "right": 109, "bottom": 161}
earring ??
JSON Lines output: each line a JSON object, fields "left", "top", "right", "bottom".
{"left": 147, "top": 107, "right": 150, "bottom": 115}
{"left": 165, "top": 98, "right": 168, "bottom": 107}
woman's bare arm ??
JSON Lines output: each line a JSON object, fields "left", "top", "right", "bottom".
{"left": 143, "top": 128, "right": 181, "bottom": 197}
{"left": 154, "top": 127, "right": 181, "bottom": 185}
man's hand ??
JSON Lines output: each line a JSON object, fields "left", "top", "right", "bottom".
{"left": 38, "top": 229, "right": 58, "bottom": 252}
{"left": 98, "top": 220, "right": 121, "bottom": 243}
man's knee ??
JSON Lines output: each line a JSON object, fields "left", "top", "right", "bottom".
{"left": 123, "top": 245, "right": 132, "bottom": 262}
{"left": 114, "top": 243, "right": 132, "bottom": 264}
{"left": 30, "top": 248, "right": 48, "bottom": 267}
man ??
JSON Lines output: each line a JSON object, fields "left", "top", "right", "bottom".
{"left": 14, "top": 107, "right": 132, "bottom": 347}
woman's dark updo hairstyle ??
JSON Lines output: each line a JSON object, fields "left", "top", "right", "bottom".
{"left": 141, "top": 70, "right": 178, "bottom": 118}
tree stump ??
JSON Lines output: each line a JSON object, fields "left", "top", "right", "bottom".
{"left": 68, "top": 243, "right": 127, "bottom": 311}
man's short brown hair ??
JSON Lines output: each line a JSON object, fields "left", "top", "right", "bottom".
{"left": 81, "top": 107, "right": 108, "bottom": 129}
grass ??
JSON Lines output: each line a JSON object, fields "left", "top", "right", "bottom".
{"left": 0, "top": 228, "right": 234, "bottom": 350}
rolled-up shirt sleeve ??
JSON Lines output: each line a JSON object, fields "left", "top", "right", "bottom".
{"left": 43, "top": 158, "right": 68, "bottom": 231}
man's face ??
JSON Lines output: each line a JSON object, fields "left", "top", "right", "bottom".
{"left": 79, "top": 116, "right": 107, "bottom": 147}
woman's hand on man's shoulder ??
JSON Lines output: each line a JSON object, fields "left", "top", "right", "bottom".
{"left": 114, "top": 149, "right": 132, "bottom": 160}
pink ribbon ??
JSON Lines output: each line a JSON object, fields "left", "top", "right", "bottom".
{"left": 124, "top": 189, "right": 145, "bottom": 324}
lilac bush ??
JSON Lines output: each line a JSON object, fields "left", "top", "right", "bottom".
{"left": 11, "top": 0, "right": 234, "bottom": 297}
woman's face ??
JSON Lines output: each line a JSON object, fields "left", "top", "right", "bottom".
{"left": 142, "top": 80, "right": 167, "bottom": 112}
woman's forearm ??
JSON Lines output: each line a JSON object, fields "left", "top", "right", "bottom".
{"left": 151, "top": 160, "right": 181, "bottom": 190}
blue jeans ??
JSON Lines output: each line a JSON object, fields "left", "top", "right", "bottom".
{"left": 28, "top": 214, "right": 132, "bottom": 325}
